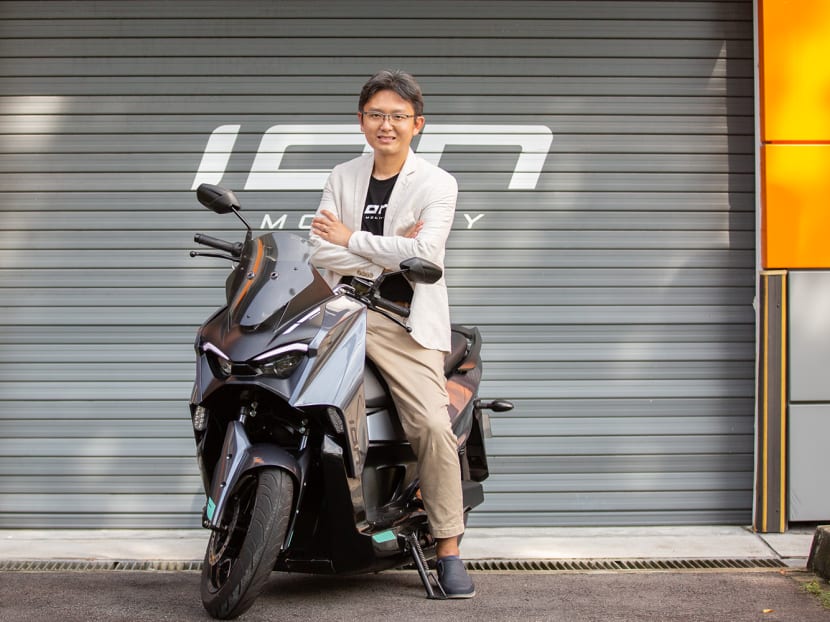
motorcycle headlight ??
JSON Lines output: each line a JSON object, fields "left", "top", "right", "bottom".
{"left": 251, "top": 344, "right": 308, "bottom": 379}
{"left": 202, "top": 342, "right": 233, "bottom": 378}
{"left": 254, "top": 351, "right": 305, "bottom": 378}
{"left": 216, "top": 356, "right": 233, "bottom": 376}
{"left": 201, "top": 342, "right": 307, "bottom": 379}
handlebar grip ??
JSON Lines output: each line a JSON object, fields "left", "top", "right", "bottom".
{"left": 194, "top": 233, "right": 240, "bottom": 256}
{"left": 373, "top": 297, "right": 411, "bottom": 318}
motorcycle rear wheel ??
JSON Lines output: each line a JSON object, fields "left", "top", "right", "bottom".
{"left": 201, "top": 468, "right": 293, "bottom": 619}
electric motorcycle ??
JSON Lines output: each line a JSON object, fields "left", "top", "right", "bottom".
{"left": 188, "top": 184, "right": 513, "bottom": 619}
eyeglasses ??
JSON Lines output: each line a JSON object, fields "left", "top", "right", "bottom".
{"left": 361, "top": 110, "right": 417, "bottom": 124}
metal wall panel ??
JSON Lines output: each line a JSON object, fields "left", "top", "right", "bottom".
{"left": 787, "top": 272, "right": 830, "bottom": 521}
{"left": 0, "top": 0, "right": 755, "bottom": 527}
{"left": 789, "top": 271, "right": 830, "bottom": 401}
{"left": 789, "top": 405, "right": 830, "bottom": 521}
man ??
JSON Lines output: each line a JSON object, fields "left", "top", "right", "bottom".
{"left": 308, "top": 70, "right": 474, "bottom": 598}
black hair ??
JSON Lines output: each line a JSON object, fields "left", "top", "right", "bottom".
{"left": 358, "top": 70, "right": 424, "bottom": 117}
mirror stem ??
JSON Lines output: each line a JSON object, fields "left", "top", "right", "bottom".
{"left": 232, "top": 208, "right": 252, "bottom": 232}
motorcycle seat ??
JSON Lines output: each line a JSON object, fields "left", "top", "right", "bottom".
{"left": 445, "top": 329, "right": 469, "bottom": 376}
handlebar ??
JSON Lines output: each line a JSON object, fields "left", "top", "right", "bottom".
{"left": 194, "top": 233, "right": 242, "bottom": 257}
{"left": 372, "top": 296, "right": 411, "bottom": 318}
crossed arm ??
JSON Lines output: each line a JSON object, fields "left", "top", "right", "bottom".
{"left": 312, "top": 211, "right": 422, "bottom": 246}
{"left": 308, "top": 176, "right": 456, "bottom": 278}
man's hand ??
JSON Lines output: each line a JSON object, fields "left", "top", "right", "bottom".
{"left": 311, "top": 210, "right": 353, "bottom": 247}
{"left": 403, "top": 220, "right": 424, "bottom": 239}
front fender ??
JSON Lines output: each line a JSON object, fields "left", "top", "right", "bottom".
{"left": 205, "top": 421, "right": 302, "bottom": 529}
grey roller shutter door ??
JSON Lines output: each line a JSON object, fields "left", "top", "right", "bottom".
{"left": 0, "top": 1, "right": 755, "bottom": 527}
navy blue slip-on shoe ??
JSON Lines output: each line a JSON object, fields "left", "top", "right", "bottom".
{"left": 436, "top": 556, "right": 475, "bottom": 598}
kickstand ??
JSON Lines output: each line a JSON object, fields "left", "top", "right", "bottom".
{"left": 404, "top": 533, "right": 446, "bottom": 600}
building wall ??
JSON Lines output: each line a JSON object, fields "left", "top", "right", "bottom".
{"left": 757, "top": 0, "right": 830, "bottom": 527}
{"left": 0, "top": 0, "right": 755, "bottom": 527}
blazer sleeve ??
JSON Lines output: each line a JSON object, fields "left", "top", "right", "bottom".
{"left": 347, "top": 171, "right": 457, "bottom": 271}
{"left": 308, "top": 167, "right": 384, "bottom": 280}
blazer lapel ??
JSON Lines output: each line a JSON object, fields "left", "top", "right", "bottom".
{"left": 384, "top": 150, "right": 418, "bottom": 236}
{"left": 352, "top": 153, "right": 374, "bottom": 233}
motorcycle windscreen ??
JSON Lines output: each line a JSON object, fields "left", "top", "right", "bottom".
{"left": 226, "top": 232, "right": 332, "bottom": 330}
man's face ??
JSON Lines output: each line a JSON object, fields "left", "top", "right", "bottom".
{"left": 359, "top": 89, "right": 425, "bottom": 159}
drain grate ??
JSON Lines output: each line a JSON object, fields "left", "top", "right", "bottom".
{"left": 0, "top": 558, "right": 786, "bottom": 573}
{"left": 465, "top": 558, "right": 788, "bottom": 571}
{"left": 0, "top": 560, "right": 203, "bottom": 572}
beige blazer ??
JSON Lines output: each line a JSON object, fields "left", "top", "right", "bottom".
{"left": 309, "top": 150, "right": 458, "bottom": 352}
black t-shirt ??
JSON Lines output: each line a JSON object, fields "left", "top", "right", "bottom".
{"left": 361, "top": 175, "right": 413, "bottom": 304}
{"left": 362, "top": 174, "right": 397, "bottom": 235}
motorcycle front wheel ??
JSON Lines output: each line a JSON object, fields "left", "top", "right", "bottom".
{"left": 200, "top": 467, "right": 294, "bottom": 619}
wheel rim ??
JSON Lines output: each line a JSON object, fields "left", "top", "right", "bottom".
{"left": 205, "top": 475, "right": 257, "bottom": 592}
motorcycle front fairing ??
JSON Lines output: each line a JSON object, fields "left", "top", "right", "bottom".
{"left": 194, "top": 232, "right": 331, "bottom": 391}
{"left": 191, "top": 230, "right": 370, "bottom": 465}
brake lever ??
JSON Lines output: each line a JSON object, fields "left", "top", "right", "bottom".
{"left": 340, "top": 280, "right": 412, "bottom": 333}
{"left": 371, "top": 307, "right": 412, "bottom": 333}
{"left": 347, "top": 291, "right": 411, "bottom": 333}
{"left": 189, "top": 251, "right": 236, "bottom": 261}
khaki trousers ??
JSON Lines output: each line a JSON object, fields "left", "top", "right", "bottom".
{"left": 365, "top": 311, "right": 465, "bottom": 539}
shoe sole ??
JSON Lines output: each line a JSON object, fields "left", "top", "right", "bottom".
{"left": 443, "top": 590, "right": 476, "bottom": 599}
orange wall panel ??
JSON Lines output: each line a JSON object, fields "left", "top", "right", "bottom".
{"left": 761, "top": 0, "right": 830, "bottom": 142}
{"left": 763, "top": 144, "right": 830, "bottom": 268}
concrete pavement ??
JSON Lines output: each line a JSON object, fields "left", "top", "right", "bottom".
{"left": 2, "top": 565, "right": 830, "bottom": 622}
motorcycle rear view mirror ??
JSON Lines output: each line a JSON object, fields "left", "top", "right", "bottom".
{"left": 400, "top": 258, "right": 442, "bottom": 284}
{"left": 196, "top": 183, "right": 251, "bottom": 232}
{"left": 197, "top": 183, "right": 241, "bottom": 214}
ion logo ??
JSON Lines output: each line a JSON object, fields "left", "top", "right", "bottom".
{"left": 192, "top": 124, "right": 553, "bottom": 191}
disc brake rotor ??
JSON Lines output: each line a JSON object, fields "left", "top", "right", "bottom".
{"left": 208, "top": 496, "right": 242, "bottom": 566}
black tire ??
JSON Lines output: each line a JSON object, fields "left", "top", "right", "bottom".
{"left": 201, "top": 468, "right": 293, "bottom": 619}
